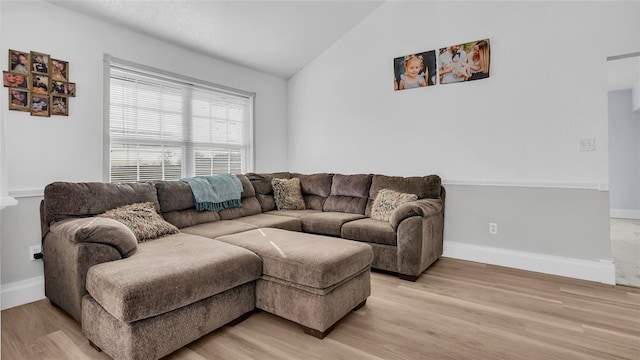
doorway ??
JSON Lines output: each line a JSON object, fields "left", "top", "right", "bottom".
{"left": 607, "top": 53, "right": 640, "bottom": 287}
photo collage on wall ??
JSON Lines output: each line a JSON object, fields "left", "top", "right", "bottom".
{"left": 3, "top": 49, "right": 76, "bottom": 116}
{"left": 394, "top": 38, "right": 490, "bottom": 91}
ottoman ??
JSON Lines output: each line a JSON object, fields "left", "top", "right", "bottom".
{"left": 216, "top": 228, "right": 373, "bottom": 338}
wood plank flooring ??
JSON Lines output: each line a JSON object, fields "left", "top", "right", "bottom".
{"left": 2, "top": 258, "right": 639, "bottom": 359}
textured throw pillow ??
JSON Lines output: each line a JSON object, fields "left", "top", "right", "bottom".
{"left": 371, "top": 189, "right": 418, "bottom": 222}
{"left": 98, "top": 202, "right": 179, "bottom": 242}
{"left": 272, "top": 178, "right": 306, "bottom": 210}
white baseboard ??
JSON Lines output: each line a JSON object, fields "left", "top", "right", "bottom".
{"left": 443, "top": 241, "right": 616, "bottom": 285}
{"left": 610, "top": 208, "right": 640, "bottom": 220}
{"left": 1, "top": 276, "right": 45, "bottom": 310}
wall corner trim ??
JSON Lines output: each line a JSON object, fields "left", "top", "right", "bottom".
{"left": 8, "top": 189, "right": 44, "bottom": 198}
{"left": 443, "top": 241, "right": 616, "bottom": 285}
{"left": 0, "top": 196, "right": 18, "bottom": 209}
{"left": 1, "top": 276, "right": 45, "bottom": 310}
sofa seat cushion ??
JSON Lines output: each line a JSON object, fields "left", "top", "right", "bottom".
{"left": 180, "top": 220, "right": 259, "bottom": 239}
{"left": 86, "top": 233, "right": 262, "bottom": 323}
{"left": 300, "top": 212, "right": 366, "bottom": 236}
{"left": 216, "top": 228, "right": 373, "bottom": 289}
{"left": 341, "top": 218, "right": 398, "bottom": 246}
{"left": 265, "top": 209, "right": 320, "bottom": 218}
{"left": 235, "top": 213, "right": 302, "bottom": 232}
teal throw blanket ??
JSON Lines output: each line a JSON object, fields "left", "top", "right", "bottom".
{"left": 181, "top": 174, "right": 243, "bottom": 212}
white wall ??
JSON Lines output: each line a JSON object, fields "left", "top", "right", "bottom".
{"left": 288, "top": 1, "right": 640, "bottom": 273}
{"left": 608, "top": 89, "right": 640, "bottom": 217}
{"left": 290, "top": 1, "right": 639, "bottom": 182}
{"left": 0, "top": 1, "right": 288, "bottom": 288}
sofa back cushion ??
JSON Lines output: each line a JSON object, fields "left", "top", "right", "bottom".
{"left": 291, "top": 173, "right": 333, "bottom": 210}
{"left": 246, "top": 172, "right": 291, "bottom": 212}
{"left": 154, "top": 180, "right": 216, "bottom": 228}
{"left": 154, "top": 181, "right": 195, "bottom": 212}
{"left": 323, "top": 174, "right": 372, "bottom": 214}
{"left": 43, "top": 182, "right": 160, "bottom": 228}
{"left": 154, "top": 175, "right": 260, "bottom": 225}
{"left": 365, "top": 175, "right": 442, "bottom": 217}
{"left": 218, "top": 174, "right": 262, "bottom": 220}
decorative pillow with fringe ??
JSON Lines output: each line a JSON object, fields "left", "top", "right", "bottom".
{"left": 98, "top": 202, "right": 179, "bottom": 242}
{"left": 272, "top": 178, "right": 306, "bottom": 210}
{"left": 371, "top": 189, "right": 418, "bottom": 222}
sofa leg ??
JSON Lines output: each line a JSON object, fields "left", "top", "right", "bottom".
{"left": 88, "top": 340, "right": 102, "bottom": 353}
{"left": 302, "top": 323, "right": 336, "bottom": 339}
{"left": 229, "top": 310, "right": 254, "bottom": 326}
{"left": 353, "top": 299, "right": 367, "bottom": 311}
{"left": 49, "top": 299, "right": 62, "bottom": 310}
{"left": 399, "top": 273, "right": 419, "bottom": 282}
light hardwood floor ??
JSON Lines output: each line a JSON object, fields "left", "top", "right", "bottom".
{"left": 2, "top": 258, "right": 639, "bottom": 360}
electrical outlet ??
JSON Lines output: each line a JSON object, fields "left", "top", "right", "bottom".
{"left": 489, "top": 223, "right": 497, "bottom": 234}
{"left": 29, "top": 245, "right": 41, "bottom": 261}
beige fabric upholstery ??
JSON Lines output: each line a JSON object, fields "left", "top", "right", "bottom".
{"left": 49, "top": 217, "right": 137, "bottom": 257}
{"left": 341, "top": 218, "right": 397, "bottom": 246}
{"left": 44, "top": 238, "right": 122, "bottom": 322}
{"left": 266, "top": 209, "right": 321, "bottom": 218}
{"left": 161, "top": 208, "right": 221, "bottom": 229}
{"left": 180, "top": 220, "right": 258, "bottom": 238}
{"left": 218, "top": 196, "right": 262, "bottom": 220}
{"left": 41, "top": 172, "right": 445, "bottom": 360}
{"left": 42, "top": 181, "right": 160, "bottom": 238}
{"left": 234, "top": 213, "right": 302, "bottom": 231}
{"left": 389, "top": 198, "right": 443, "bottom": 230}
{"left": 216, "top": 228, "right": 373, "bottom": 289}
{"left": 86, "top": 233, "right": 261, "bottom": 323}
{"left": 365, "top": 174, "right": 442, "bottom": 216}
{"left": 83, "top": 282, "right": 255, "bottom": 360}
{"left": 300, "top": 212, "right": 366, "bottom": 236}
{"left": 256, "top": 269, "right": 370, "bottom": 332}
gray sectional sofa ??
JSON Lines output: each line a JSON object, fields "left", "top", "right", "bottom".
{"left": 40, "top": 172, "right": 445, "bottom": 360}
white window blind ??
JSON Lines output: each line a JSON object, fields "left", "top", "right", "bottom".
{"left": 106, "top": 58, "right": 253, "bottom": 182}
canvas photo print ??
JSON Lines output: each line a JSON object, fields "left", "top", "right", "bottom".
{"left": 438, "top": 39, "right": 490, "bottom": 85}
{"left": 393, "top": 50, "right": 436, "bottom": 91}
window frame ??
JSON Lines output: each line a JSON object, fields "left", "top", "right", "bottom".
{"left": 102, "top": 54, "right": 255, "bottom": 182}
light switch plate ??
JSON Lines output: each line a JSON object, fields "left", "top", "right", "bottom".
{"left": 579, "top": 138, "right": 595, "bottom": 151}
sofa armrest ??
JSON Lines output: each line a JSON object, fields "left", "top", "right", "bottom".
{"left": 49, "top": 217, "right": 137, "bottom": 257}
{"left": 389, "top": 198, "right": 443, "bottom": 230}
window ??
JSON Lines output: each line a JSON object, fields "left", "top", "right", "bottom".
{"left": 105, "top": 56, "right": 253, "bottom": 182}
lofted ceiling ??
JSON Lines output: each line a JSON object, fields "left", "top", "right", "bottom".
{"left": 47, "top": 0, "right": 385, "bottom": 79}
